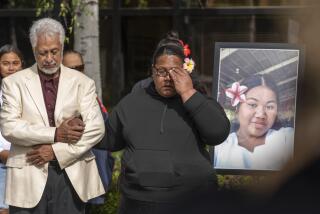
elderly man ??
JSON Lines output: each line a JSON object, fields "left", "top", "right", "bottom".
{"left": 0, "top": 18, "right": 105, "bottom": 214}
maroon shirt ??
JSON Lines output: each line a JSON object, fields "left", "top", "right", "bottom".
{"left": 38, "top": 69, "right": 60, "bottom": 127}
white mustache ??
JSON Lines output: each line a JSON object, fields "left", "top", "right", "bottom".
{"left": 43, "top": 61, "right": 57, "bottom": 66}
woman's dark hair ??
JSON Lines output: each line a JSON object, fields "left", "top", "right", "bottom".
{"left": 152, "top": 31, "right": 185, "bottom": 65}
{"left": 0, "top": 44, "right": 24, "bottom": 68}
{"left": 241, "top": 73, "right": 279, "bottom": 103}
{"left": 151, "top": 31, "right": 208, "bottom": 95}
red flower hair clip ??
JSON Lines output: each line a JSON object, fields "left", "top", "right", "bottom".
{"left": 179, "top": 39, "right": 194, "bottom": 73}
{"left": 179, "top": 40, "right": 191, "bottom": 57}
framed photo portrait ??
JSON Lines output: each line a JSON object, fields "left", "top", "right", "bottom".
{"left": 211, "top": 42, "right": 304, "bottom": 173}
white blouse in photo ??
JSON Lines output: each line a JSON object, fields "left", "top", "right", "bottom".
{"left": 214, "top": 127, "right": 294, "bottom": 170}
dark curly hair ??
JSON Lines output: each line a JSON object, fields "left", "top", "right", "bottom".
{"left": 152, "top": 31, "right": 185, "bottom": 65}
{"left": 151, "top": 31, "right": 208, "bottom": 95}
{"left": 241, "top": 73, "right": 279, "bottom": 104}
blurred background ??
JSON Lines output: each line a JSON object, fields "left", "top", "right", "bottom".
{"left": 0, "top": 0, "right": 314, "bottom": 107}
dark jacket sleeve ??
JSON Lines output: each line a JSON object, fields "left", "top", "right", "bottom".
{"left": 106, "top": 106, "right": 127, "bottom": 152}
{"left": 183, "top": 91, "right": 230, "bottom": 146}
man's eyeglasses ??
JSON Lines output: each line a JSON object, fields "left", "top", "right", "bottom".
{"left": 67, "top": 64, "right": 85, "bottom": 72}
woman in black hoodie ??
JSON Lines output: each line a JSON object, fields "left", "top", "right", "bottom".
{"left": 107, "top": 31, "right": 230, "bottom": 214}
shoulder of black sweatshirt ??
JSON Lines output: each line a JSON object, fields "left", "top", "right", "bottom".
{"left": 131, "top": 77, "right": 153, "bottom": 93}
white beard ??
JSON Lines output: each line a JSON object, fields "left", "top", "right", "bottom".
{"left": 40, "top": 65, "right": 60, "bottom": 75}
{"left": 36, "top": 57, "right": 60, "bottom": 75}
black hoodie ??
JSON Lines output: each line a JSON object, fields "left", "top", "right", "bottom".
{"left": 107, "top": 83, "right": 230, "bottom": 202}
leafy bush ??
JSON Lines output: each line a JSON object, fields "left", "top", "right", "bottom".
{"left": 90, "top": 152, "right": 122, "bottom": 214}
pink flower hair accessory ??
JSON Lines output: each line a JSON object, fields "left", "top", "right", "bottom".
{"left": 225, "top": 82, "right": 248, "bottom": 107}
{"left": 183, "top": 58, "right": 195, "bottom": 73}
{"left": 179, "top": 39, "right": 195, "bottom": 73}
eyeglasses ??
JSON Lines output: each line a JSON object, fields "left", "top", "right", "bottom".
{"left": 152, "top": 66, "right": 173, "bottom": 77}
{"left": 67, "top": 64, "right": 85, "bottom": 72}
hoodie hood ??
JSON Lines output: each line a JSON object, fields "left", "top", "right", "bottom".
{"left": 146, "top": 81, "right": 179, "bottom": 100}
{"left": 146, "top": 81, "right": 181, "bottom": 134}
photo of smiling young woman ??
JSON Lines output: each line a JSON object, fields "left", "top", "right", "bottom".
{"left": 214, "top": 74, "right": 294, "bottom": 170}
{"left": 237, "top": 85, "right": 278, "bottom": 151}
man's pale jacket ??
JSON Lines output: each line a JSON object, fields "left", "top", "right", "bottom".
{"left": 0, "top": 64, "right": 105, "bottom": 208}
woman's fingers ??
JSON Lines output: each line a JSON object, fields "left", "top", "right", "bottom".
{"left": 169, "top": 69, "right": 180, "bottom": 84}
{"left": 168, "top": 67, "right": 194, "bottom": 96}
{"left": 171, "top": 67, "right": 188, "bottom": 77}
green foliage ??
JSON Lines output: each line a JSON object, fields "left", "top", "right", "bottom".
{"left": 90, "top": 151, "right": 122, "bottom": 214}
{"left": 217, "top": 174, "right": 266, "bottom": 190}
{"left": 89, "top": 176, "right": 121, "bottom": 214}
{"left": 99, "top": 0, "right": 110, "bottom": 8}
{"left": 6, "top": 0, "right": 110, "bottom": 9}
{"left": 124, "top": 0, "right": 149, "bottom": 8}
{"left": 138, "top": 0, "right": 148, "bottom": 8}
{"left": 33, "top": 0, "right": 90, "bottom": 44}
{"left": 35, "top": 0, "right": 54, "bottom": 16}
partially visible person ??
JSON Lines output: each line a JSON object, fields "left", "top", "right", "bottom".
{"left": 0, "top": 18, "right": 105, "bottom": 214}
{"left": 63, "top": 50, "right": 115, "bottom": 211}
{"left": 214, "top": 74, "right": 294, "bottom": 170}
{"left": 62, "top": 50, "right": 85, "bottom": 72}
{"left": 107, "top": 31, "right": 230, "bottom": 214}
{"left": 0, "top": 44, "right": 24, "bottom": 214}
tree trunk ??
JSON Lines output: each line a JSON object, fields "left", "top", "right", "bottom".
{"left": 74, "top": 0, "right": 102, "bottom": 99}
{"left": 9, "top": 18, "right": 17, "bottom": 47}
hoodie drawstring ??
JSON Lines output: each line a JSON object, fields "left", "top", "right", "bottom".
{"left": 160, "top": 104, "right": 168, "bottom": 134}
